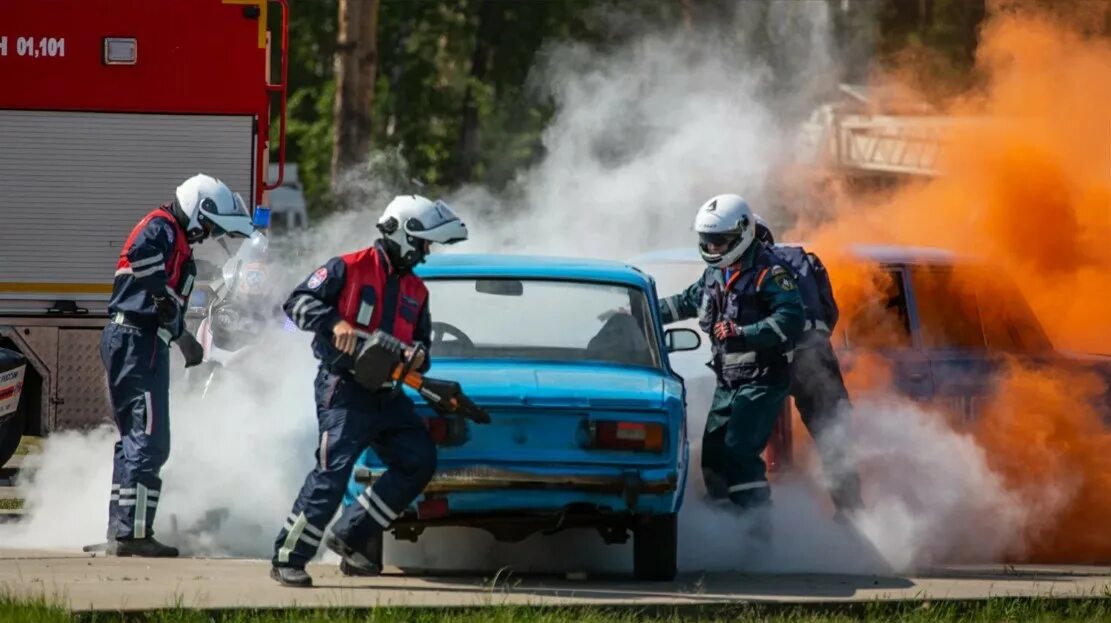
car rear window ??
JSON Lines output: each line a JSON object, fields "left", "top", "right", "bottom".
{"left": 424, "top": 278, "right": 662, "bottom": 368}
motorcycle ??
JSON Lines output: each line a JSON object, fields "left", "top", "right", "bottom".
{"left": 185, "top": 209, "right": 292, "bottom": 399}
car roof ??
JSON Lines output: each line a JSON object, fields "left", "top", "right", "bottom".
{"left": 627, "top": 244, "right": 964, "bottom": 266}
{"left": 417, "top": 253, "right": 654, "bottom": 289}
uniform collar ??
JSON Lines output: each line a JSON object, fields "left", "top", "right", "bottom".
{"left": 721, "top": 244, "right": 758, "bottom": 278}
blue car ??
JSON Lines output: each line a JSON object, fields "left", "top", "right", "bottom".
{"left": 344, "top": 255, "right": 701, "bottom": 581}
{"left": 629, "top": 245, "right": 1111, "bottom": 467}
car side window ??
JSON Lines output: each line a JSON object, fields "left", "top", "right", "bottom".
{"left": 978, "top": 275, "right": 1053, "bottom": 353}
{"left": 913, "top": 265, "right": 1053, "bottom": 354}
{"left": 909, "top": 267, "right": 985, "bottom": 349}
{"left": 843, "top": 268, "right": 912, "bottom": 349}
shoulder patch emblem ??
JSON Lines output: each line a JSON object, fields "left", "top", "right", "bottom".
{"left": 774, "top": 271, "right": 797, "bottom": 291}
{"left": 306, "top": 267, "right": 328, "bottom": 289}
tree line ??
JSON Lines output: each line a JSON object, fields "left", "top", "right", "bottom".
{"left": 272, "top": 0, "right": 1068, "bottom": 217}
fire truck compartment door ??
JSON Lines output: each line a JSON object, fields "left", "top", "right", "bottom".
{"left": 0, "top": 110, "right": 255, "bottom": 302}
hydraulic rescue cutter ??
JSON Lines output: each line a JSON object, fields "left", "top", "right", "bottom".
{"left": 352, "top": 331, "right": 491, "bottom": 424}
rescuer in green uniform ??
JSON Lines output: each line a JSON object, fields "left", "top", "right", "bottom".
{"left": 659, "top": 194, "right": 804, "bottom": 535}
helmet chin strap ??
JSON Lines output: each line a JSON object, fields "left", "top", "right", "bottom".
{"left": 171, "top": 199, "right": 207, "bottom": 244}
{"left": 187, "top": 219, "right": 211, "bottom": 244}
{"left": 379, "top": 237, "right": 408, "bottom": 273}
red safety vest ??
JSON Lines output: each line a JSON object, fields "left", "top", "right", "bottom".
{"left": 115, "top": 206, "right": 193, "bottom": 294}
{"left": 336, "top": 246, "right": 427, "bottom": 343}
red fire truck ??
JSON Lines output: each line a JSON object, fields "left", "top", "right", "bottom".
{"left": 0, "top": 0, "right": 289, "bottom": 466}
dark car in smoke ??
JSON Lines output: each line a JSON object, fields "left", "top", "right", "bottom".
{"left": 629, "top": 245, "right": 1111, "bottom": 470}
{"left": 345, "top": 254, "right": 702, "bottom": 581}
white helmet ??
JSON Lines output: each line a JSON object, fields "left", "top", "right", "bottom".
{"left": 174, "top": 174, "right": 254, "bottom": 243}
{"left": 377, "top": 195, "right": 469, "bottom": 269}
{"left": 693, "top": 194, "right": 756, "bottom": 268}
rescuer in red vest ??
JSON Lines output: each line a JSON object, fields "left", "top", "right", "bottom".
{"left": 271, "top": 195, "right": 469, "bottom": 588}
{"left": 101, "top": 174, "right": 254, "bottom": 557}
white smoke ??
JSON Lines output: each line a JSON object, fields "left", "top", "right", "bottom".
{"left": 0, "top": 330, "right": 319, "bottom": 554}
{"left": 0, "top": 427, "right": 116, "bottom": 549}
{"left": 457, "top": 34, "right": 783, "bottom": 256}
{"left": 155, "top": 330, "right": 320, "bottom": 556}
{"left": 845, "top": 397, "right": 1029, "bottom": 570}
{"left": 0, "top": 0, "right": 1032, "bottom": 576}
{"left": 651, "top": 366, "right": 1027, "bottom": 575}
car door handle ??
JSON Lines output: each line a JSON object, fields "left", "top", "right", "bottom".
{"left": 907, "top": 372, "right": 927, "bottom": 382}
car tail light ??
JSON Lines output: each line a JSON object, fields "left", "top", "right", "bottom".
{"left": 423, "top": 416, "right": 467, "bottom": 446}
{"left": 588, "top": 420, "right": 665, "bottom": 452}
{"left": 417, "top": 497, "right": 449, "bottom": 519}
{"left": 424, "top": 416, "right": 449, "bottom": 444}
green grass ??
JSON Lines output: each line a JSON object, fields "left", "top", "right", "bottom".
{"left": 0, "top": 593, "right": 67, "bottom": 623}
{"left": 15, "top": 435, "right": 43, "bottom": 456}
{"left": 0, "top": 497, "right": 22, "bottom": 510}
{"left": 2, "top": 594, "right": 1109, "bottom": 623}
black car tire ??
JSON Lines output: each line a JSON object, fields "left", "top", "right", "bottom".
{"left": 0, "top": 408, "right": 25, "bottom": 469}
{"left": 632, "top": 512, "right": 678, "bottom": 581}
{"left": 368, "top": 530, "right": 384, "bottom": 569}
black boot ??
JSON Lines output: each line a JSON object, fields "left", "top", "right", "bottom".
{"left": 110, "top": 537, "right": 179, "bottom": 558}
{"left": 326, "top": 533, "right": 381, "bottom": 577}
{"left": 270, "top": 566, "right": 313, "bottom": 588}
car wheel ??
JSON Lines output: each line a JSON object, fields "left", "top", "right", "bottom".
{"left": 0, "top": 409, "right": 25, "bottom": 468}
{"left": 632, "top": 512, "right": 677, "bottom": 581}
{"left": 368, "top": 529, "right": 384, "bottom": 570}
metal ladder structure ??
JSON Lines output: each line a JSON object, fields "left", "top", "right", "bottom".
{"left": 795, "top": 84, "right": 984, "bottom": 178}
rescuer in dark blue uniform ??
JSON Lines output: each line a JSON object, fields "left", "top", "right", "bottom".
{"left": 753, "top": 216, "right": 863, "bottom": 515}
{"left": 101, "top": 174, "right": 254, "bottom": 557}
{"left": 270, "top": 195, "right": 470, "bottom": 588}
{"left": 658, "top": 194, "right": 805, "bottom": 540}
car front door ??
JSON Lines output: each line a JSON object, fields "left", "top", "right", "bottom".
{"left": 840, "top": 264, "right": 936, "bottom": 401}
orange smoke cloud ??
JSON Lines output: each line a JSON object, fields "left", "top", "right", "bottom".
{"left": 794, "top": 7, "right": 1111, "bottom": 562}
{"left": 977, "top": 361, "right": 1111, "bottom": 562}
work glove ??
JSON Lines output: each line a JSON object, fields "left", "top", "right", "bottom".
{"left": 152, "top": 295, "right": 180, "bottom": 328}
{"left": 713, "top": 320, "right": 743, "bottom": 342}
{"left": 176, "top": 331, "right": 205, "bottom": 368}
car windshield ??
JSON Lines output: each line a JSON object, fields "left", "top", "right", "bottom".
{"left": 424, "top": 278, "right": 662, "bottom": 368}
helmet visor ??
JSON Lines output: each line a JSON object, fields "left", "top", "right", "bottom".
{"left": 199, "top": 195, "right": 254, "bottom": 239}
{"left": 698, "top": 232, "right": 738, "bottom": 248}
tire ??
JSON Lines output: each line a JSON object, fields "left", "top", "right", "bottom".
{"left": 0, "top": 408, "right": 25, "bottom": 469}
{"left": 367, "top": 529, "right": 384, "bottom": 570}
{"left": 632, "top": 512, "right": 678, "bottom": 581}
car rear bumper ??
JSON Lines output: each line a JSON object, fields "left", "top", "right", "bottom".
{"left": 348, "top": 463, "right": 685, "bottom": 542}
{"left": 352, "top": 464, "right": 678, "bottom": 496}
